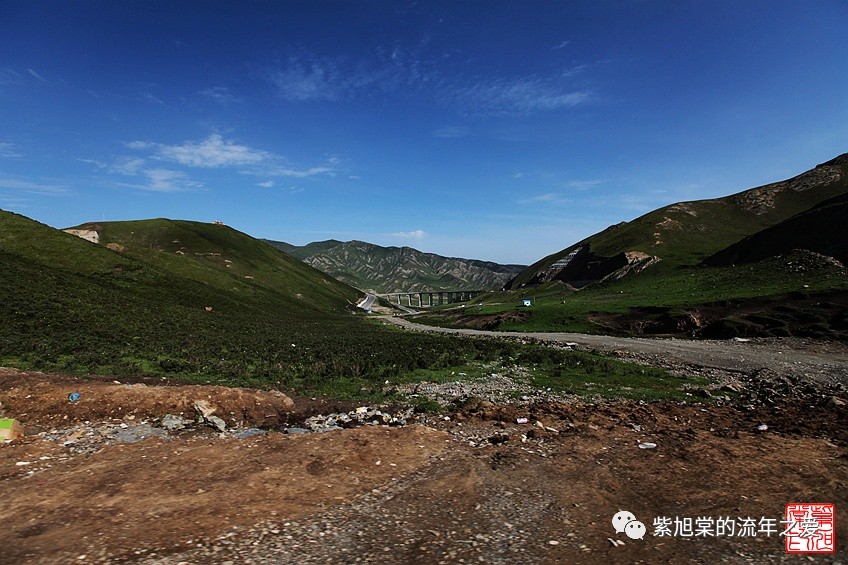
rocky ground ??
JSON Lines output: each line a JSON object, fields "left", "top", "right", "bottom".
{"left": 2, "top": 330, "right": 848, "bottom": 564}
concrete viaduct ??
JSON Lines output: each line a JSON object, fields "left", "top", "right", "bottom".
{"left": 378, "top": 290, "right": 484, "bottom": 308}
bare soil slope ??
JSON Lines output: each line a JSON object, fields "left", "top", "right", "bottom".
{"left": 2, "top": 366, "right": 846, "bottom": 564}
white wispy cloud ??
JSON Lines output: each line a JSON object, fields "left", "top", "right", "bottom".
{"left": 265, "top": 165, "right": 335, "bottom": 178}
{"left": 124, "top": 141, "right": 154, "bottom": 150}
{"left": 113, "top": 169, "right": 202, "bottom": 193}
{"left": 269, "top": 57, "right": 349, "bottom": 102}
{"left": 566, "top": 179, "right": 605, "bottom": 190}
{"left": 142, "top": 92, "right": 165, "bottom": 105}
{"left": 0, "top": 68, "right": 23, "bottom": 85}
{"left": 131, "top": 134, "right": 270, "bottom": 168}
{"left": 101, "top": 134, "right": 339, "bottom": 190}
{"left": 553, "top": 40, "right": 571, "bottom": 49}
{"left": 511, "top": 172, "right": 527, "bottom": 179}
{"left": 0, "top": 177, "right": 69, "bottom": 195}
{"left": 200, "top": 86, "right": 242, "bottom": 104}
{"left": 143, "top": 169, "right": 202, "bottom": 192}
{"left": 518, "top": 192, "right": 567, "bottom": 205}
{"left": 0, "top": 142, "right": 21, "bottom": 158}
{"left": 432, "top": 126, "right": 469, "bottom": 138}
{"left": 266, "top": 48, "right": 436, "bottom": 102}
{"left": 453, "top": 76, "right": 591, "bottom": 115}
{"left": 112, "top": 157, "right": 146, "bottom": 176}
{"left": 27, "top": 68, "right": 47, "bottom": 82}
{"left": 390, "top": 229, "right": 427, "bottom": 239}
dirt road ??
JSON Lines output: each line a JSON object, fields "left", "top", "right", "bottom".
{"left": 382, "top": 316, "right": 848, "bottom": 386}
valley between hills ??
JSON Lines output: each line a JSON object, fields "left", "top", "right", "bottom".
{"left": 2, "top": 154, "right": 847, "bottom": 563}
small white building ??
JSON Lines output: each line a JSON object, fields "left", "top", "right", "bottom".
{"left": 522, "top": 299, "right": 532, "bottom": 307}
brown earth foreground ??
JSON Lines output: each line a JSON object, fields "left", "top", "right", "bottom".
{"left": 2, "top": 357, "right": 847, "bottom": 564}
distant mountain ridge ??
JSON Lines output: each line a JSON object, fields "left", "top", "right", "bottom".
{"left": 264, "top": 239, "right": 526, "bottom": 294}
{"left": 509, "top": 153, "right": 848, "bottom": 289}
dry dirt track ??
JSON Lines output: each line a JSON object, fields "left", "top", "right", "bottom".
{"left": 382, "top": 316, "right": 848, "bottom": 386}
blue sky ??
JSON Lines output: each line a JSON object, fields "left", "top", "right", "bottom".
{"left": 1, "top": 1, "right": 847, "bottom": 264}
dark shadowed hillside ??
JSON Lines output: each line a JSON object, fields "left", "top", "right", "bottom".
{"left": 704, "top": 191, "right": 848, "bottom": 267}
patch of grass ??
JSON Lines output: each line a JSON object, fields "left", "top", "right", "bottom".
{"left": 416, "top": 255, "right": 848, "bottom": 336}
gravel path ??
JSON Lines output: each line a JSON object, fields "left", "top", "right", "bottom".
{"left": 381, "top": 316, "right": 848, "bottom": 388}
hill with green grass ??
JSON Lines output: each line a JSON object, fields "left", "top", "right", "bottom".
{"left": 264, "top": 239, "right": 525, "bottom": 293}
{"left": 66, "top": 219, "right": 358, "bottom": 314}
{"left": 508, "top": 154, "right": 848, "bottom": 289}
{"left": 2, "top": 210, "right": 688, "bottom": 402}
{"left": 416, "top": 154, "right": 848, "bottom": 340}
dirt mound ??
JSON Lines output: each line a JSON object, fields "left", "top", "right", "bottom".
{"left": 0, "top": 368, "right": 294, "bottom": 431}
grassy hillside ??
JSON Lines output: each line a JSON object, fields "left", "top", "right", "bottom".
{"left": 416, "top": 252, "right": 848, "bottom": 339}
{"left": 509, "top": 154, "right": 848, "bottom": 289}
{"left": 70, "top": 219, "right": 359, "bottom": 314}
{"left": 266, "top": 239, "right": 525, "bottom": 293}
{"left": 416, "top": 154, "right": 848, "bottom": 340}
{"left": 2, "top": 211, "right": 692, "bottom": 402}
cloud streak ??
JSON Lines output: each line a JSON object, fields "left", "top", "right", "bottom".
{"left": 267, "top": 55, "right": 396, "bottom": 102}
{"left": 518, "top": 192, "right": 567, "bottom": 205}
{"left": 264, "top": 49, "right": 596, "bottom": 117}
{"left": 200, "top": 86, "right": 242, "bottom": 104}
{"left": 390, "top": 229, "right": 426, "bottom": 239}
{"left": 432, "top": 126, "right": 469, "bottom": 138}
{"left": 452, "top": 77, "right": 591, "bottom": 115}
{"left": 0, "top": 177, "right": 69, "bottom": 195}
{"left": 27, "top": 68, "right": 47, "bottom": 82}
{"left": 0, "top": 142, "right": 21, "bottom": 159}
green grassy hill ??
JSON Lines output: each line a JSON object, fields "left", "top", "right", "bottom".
{"left": 68, "top": 219, "right": 358, "bottom": 314}
{"left": 508, "top": 154, "right": 848, "bottom": 289}
{"left": 2, "top": 210, "right": 690, "bottom": 402}
{"left": 417, "top": 154, "right": 848, "bottom": 340}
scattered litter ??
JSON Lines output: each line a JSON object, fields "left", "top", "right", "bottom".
{"left": 234, "top": 428, "right": 267, "bottom": 439}
{"left": 161, "top": 414, "right": 190, "bottom": 431}
{"left": 15, "top": 461, "right": 31, "bottom": 466}
{"left": 0, "top": 418, "right": 24, "bottom": 440}
{"left": 638, "top": 442, "right": 657, "bottom": 449}
{"left": 608, "top": 538, "right": 625, "bottom": 547}
{"left": 732, "top": 337, "right": 751, "bottom": 343}
{"left": 68, "top": 392, "right": 81, "bottom": 403}
{"left": 193, "top": 400, "right": 227, "bottom": 432}
{"left": 516, "top": 417, "right": 529, "bottom": 424}
{"left": 756, "top": 424, "right": 768, "bottom": 431}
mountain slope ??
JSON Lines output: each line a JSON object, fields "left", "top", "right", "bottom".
{"left": 67, "top": 219, "right": 359, "bottom": 314}
{"left": 508, "top": 154, "right": 848, "bottom": 289}
{"left": 704, "top": 192, "right": 848, "bottom": 267}
{"left": 265, "top": 239, "right": 525, "bottom": 293}
{"left": 5, "top": 211, "right": 542, "bottom": 387}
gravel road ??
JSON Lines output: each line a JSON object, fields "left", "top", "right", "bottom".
{"left": 382, "top": 316, "right": 848, "bottom": 387}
